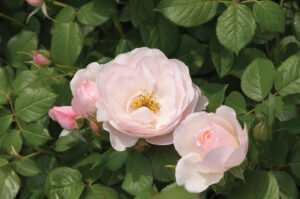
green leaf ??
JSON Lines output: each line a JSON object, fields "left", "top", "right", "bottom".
{"left": 174, "top": 34, "right": 207, "bottom": 76}
{"left": 230, "top": 48, "right": 267, "bottom": 78}
{"left": 5, "top": 31, "right": 37, "bottom": 67}
{"left": 274, "top": 171, "right": 298, "bottom": 199}
{"left": 156, "top": 0, "right": 218, "bottom": 27}
{"left": 0, "top": 108, "right": 12, "bottom": 134}
{"left": 0, "top": 68, "right": 10, "bottom": 102}
{"left": 146, "top": 145, "right": 179, "bottom": 183}
{"left": 13, "top": 158, "right": 40, "bottom": 177}
{"left": 193, "top": 78, "right": 228, "bottom": 112}
{"left": 281, "top": 117, "right": 300, "bottom": 134}
{"left": 216, "top": 4, "right": 256, "bottom": 53}
{"left": 210, "top": 37, "right": 234, "bottom": 77}
{"left": 0, "top": 159, "right": 8, "bottom": 168}
{"left": 78, "top": 0, "right": 114, "bottom": 26}
{"left": 253, "top": 1, "right": 285, "bottom": 33}
{"left": 229, "top": 171, "right": 279, "bottom": 199}
{"left": 225, "top": 91, "right": 246, "bottom": 115}
{"left": 15, "top": 88, "right": 57, "bottom": 122}
{"left": 2, "top": 130, "right": 22, "bottom": 153}
{"left": 241, "top": 58, "right": 275, "bottom": 101}
{"left": 55, "top": 6, "right": 76, "bottom": 23}
{"left": 103, "top": 149, "right": 128, "bottom": 171}
{"left": 122, "top": 151, "right": 153, "bottom": 195}
{"left": 22, "top": 123, "right": 52, "bottom": 146}
{"left": 51, "top": 22, "right": 84, "bottom": 65}
{"left": 294, "top": 12, "right": 300, "bottom": 41}
{"left": 115, "top": 37, "right": 142, "bottom": 56}
{"left": 0, "top": 166, "right": 21, "bottom": 199}
{"left": 12, "top": 70, "right": 38, "bottom": 93}
{"left": 84, "top": 184, "right": 118, "bottom": 199}
{"left": 134, "top": 186, "right": 157, "bottom": 199}
{"left": 152, "top": 183, "right": 198, "bottom": 199}
{"left": 274, "top": 55, "right": 300, "bottom": 96}
{"left": 46, "top": 167, "right": 84, "bottom": 199}
{"left": 129, "top": 0, "right": 155, "bottom": 28}
{"left": 140, "top": 15, "right": 179, "bottom": 56}
{"left": 290, "top": 141, "right": 300, "bottom": 179}
{"left": 229, "top": 166, "right": 245, "bottom": 182}
{"left": 54, "top": 130, "right": 86, "bottom": 152}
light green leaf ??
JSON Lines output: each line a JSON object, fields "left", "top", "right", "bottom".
{"left": 294, "top": 12, "right": 300, "bottom": 41}
{"left": 241, "top": 58, "right": 275, "bottom": 101}
{"left": 0, "top": 159, "right": 8, "bottom": 168}
{"left": 0, "top": 68, "right": 10, "bottom": 102}
{"left": 156, "top": 0, "right": 218, "bottom": 27}
{"left": 22, "top": 123, "right": 52, "bottom": 146}
{"left": 0, "top": 166, "right": 21, "bottom": 199}
{"left": 216, "top": 4, "right": 256, "bottom": 53}
{"left": 55, "top": 6, "right": 76, "bottom": 23}
{"left": 122, "top": 151, "right": 153, "bottom": 195}
{"left": 140, "top": 15, "right": 179, "bottom": 56}
{"left": 51, "top": 22, "right": 84, "bottom": 65}
{"left": 275, "top": 171, "right": 298, "bottom": 199}
{"left": 84, "top": 184, "right": 118, "bottom": 199}
{"left": 210, "top": 37, "right": 234, "bottom": 77}
{"left": 152, "top": 183, "right": 198, "bottom": 199}
{"left": 253, "top": 1, "right": 285, "bottom": 33}
{"left": 46, "top": 167, "right": 84, "bottom": 199}
{"left": 15, "top": 88, "right": 56, "bottom": 122}
{"left": 12, "top": 70, "right": 38, "bottom": 93}
{"left": 0, "top": 108, "right": 12, "bottom": 135}
{"left": 174, "top": 34, "right": 207, "bottom": 76}
{"left": 78, "top": 0, "right": 114, "bottom": 26}
{"left": 5, "top": 31, "right": 37, "bottom": 67}
{"left": 13, "top": 158, "right": 40, "bottom": 177}
{"left": 147, "top": 145, "right": 179, "bottom": 183}
{"left": 193, "top": 78, "right": 228, "bottom": 112}
{"left": 225, "top": 91, "right": 246, "bottom": 115}
{"left": 2, "top": 130, "right": 22, "bottom": 153}
{"left": 274, "top": 55, "right": 300, "bottom": 96}
{"left": 229, "top": 171, "right": 279, "bottom": 199}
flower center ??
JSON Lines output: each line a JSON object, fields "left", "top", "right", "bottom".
{"left": 129, "top": 92, "right": 160, "bottom": 113}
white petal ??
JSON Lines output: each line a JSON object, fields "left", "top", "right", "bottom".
{"left": 96, "top": 102, "right": 108, "bottom": 122}
{"left": 176, "top": 153, "right": 224, "bottom": 193}
{"left": 194, "top": 95, "right": 209, "bottom": 112}
{"left": 70, "top": 62, "right": 101, "bottom": 95}
{"left": 103, "top": 122, "right": 138, "bottom": 151}
{"left": 145, "top": 132, "right": 173, "bottom": 145}
{"left": 130, "top": 107, "right": 155, "bottom": 124}
{"left": 216, "top": 105, "right": 236, "bottom": 119}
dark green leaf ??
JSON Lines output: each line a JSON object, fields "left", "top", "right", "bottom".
{"left": 152, "top": 183, "right": 198, "bottom": 199}
{"left": 0, "top": 108, "right": 12, "bottom": 135}
{"left": 0, "top": 166, "right": 21, "bottom": 199}
{"left": 241, "top": 58, "right": 275, "bottom": 101}
{"left": 294, "top": 12, "right": 300, "bottom": 41}
{"left": 225, "top": 91, "right": 246, "bottom": 115}
{"left": 2, "top": 130, "right": 22, "bottom": 153}
{"left": 84, "top": 184, "right": 118, "bottom": 199}
{"left": 274, "top": 55, "right": 300, "bottom": 96}
{"left": 13, "top": 158, "right": 40, "bottom": 177}
{"left": 129, "top": 0, "right": 155, "bottom": 28}
{"left": 134, "top": 186, "right": 157, "bottom": 199}
{"left": 290, "top": 141, "right": 300, "bottom": 179}
{"left": 12, "top": 70, "right": 38, "bottom": 93}
{"left": 15, "top": 88, "right": 56, "bottom": 122}
{"left": 0, "top": 68, "right": 10, "bottom": 102}
{"left": 54, "top": 130, "right": 86, "bottom": 152}
{"left": 122, "top": 151, "right": 153, "bottom": 195}
{"left": 78, "top": 0, "right": 114, "bottom": 26}
{"left": 216, "top": 4, "right": 256, "bottom": 53}
{"left": 275, "top": 171, "right": 298, "bottom": 199}
{"left": 46, "top": 167, "right": 84, "bottom": 199}
{"left": 281, "top": 117, "right": 300, "bottom": 134}
{"left": 156, "top": 0, "right": 218, "bottom": 27}
{"left": 22, "top": 123, "right": 52, "bottom": 146}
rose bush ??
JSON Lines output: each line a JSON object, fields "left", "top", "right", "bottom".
{"left": 0, "top": 0, "right": 299, "bottom": 199}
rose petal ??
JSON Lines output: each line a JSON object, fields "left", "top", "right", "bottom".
{"left": 103, "top": 122, "right": 138, "bottom": 151}
{"left": 145, "top": 132, "right": 173, "bottom": 145}
{"left": 176, "top": 153, "right": 224, "bottom": 193}
{"left": 130, "top": 107, "right": 155, "bottom": 124}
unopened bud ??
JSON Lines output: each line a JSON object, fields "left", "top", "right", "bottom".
{"left": 33, "top": 52, "right": 51, "bottom": 66}
{"left": 26, "top": 0, "right": 43, "bottom": 7}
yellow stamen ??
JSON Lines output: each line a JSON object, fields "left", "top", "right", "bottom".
{"left": 129, "top": 92, "right": 160, "bottom": 113}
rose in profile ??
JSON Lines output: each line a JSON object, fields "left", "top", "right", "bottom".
{"left": 49, "top": 62, "right": 101, "bottom": 132}
{"left": 173, "top": 106, "right": 248, "bottom": 193}
{"left": 96, "top": 47, "right": 208, "bottom": 151}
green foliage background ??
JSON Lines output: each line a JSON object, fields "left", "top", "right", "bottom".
{"left": 0, "top": 0, "right": 300, "bottom": 198}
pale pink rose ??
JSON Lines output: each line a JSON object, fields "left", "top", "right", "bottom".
{"left": 70, "top": 62, "right": 101, "bottom": 117}
{"left": 33, "top": 52, "right": 51, "bottom": 66}
{"left": 96, "top": 47, "right": 208, "bottom": 151}
{"left": 26, "top": 0, "right": 43, "bottom": 7}
{"left": 173, "top": 106, "right": 248, "bottom": 193}
{"left": 49, "top": 106, "right": 79, "bottom": 130}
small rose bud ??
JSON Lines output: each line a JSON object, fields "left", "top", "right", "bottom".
{"left": 135, "top": 145, "right": 145, "bottom": 151}
{"left": 34, "top": 52, "right": 51, "bottom": 66}
{"left": 49, "top": 106, "right": 79, "bottom": 130}
{"left": 26, "top": 0, "right": 43, "bottom": 7}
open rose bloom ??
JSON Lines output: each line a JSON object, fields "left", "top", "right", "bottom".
{"left": 96, "top": 47, "right": 208, "bottom": 151}
{"left": 174, "top": 106, "right": 248, "bottom": 193}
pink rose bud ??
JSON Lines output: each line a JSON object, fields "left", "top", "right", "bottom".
{"left": 26, "top": 0, "right": 43, "bottom": 7}
{"left": 34, "top": 52, "right": 51, "bottom": 66}
{"left": 135, "top": 145, "right": 145, "bottom": 151}
{"left": 89, "top": 119, "right": 99, "bottom": 132}
{"left": 71, "top": 79, "right": 100, "bottom": 117}
{"left": 173, "top": 106, "right": 248, "bottom": 193}
{"left": 96, "top": 47, "right": 208, "bottom": 151}
{"left": 49, "top": 106, "right": 79, "bottom": 130}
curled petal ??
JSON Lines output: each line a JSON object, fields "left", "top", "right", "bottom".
{"left": 49, "top": 106, "right": 79, "bottom": 130}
